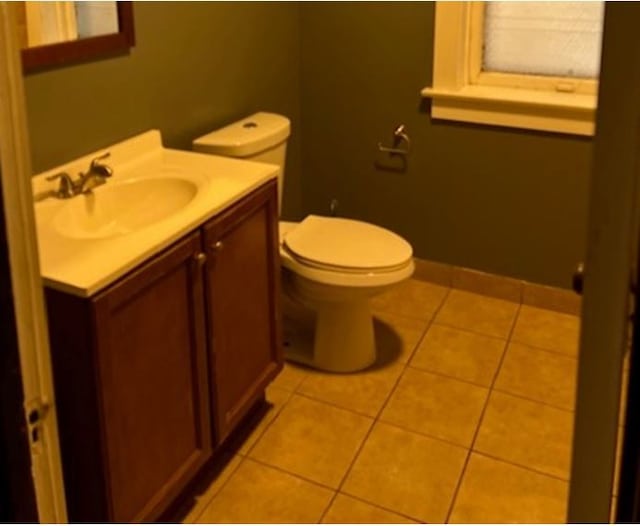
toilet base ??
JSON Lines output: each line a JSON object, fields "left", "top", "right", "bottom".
{"left": 283, "top": 298, "right": 376, "bottom": 373}
{"left": 313, "top": 299, "right": 376, "bottom": 372}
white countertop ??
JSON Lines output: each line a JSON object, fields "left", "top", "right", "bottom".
{"left": 33, "top": 130, "right": 279, "bottom": 297}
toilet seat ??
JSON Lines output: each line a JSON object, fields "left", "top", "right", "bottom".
{"left": 284, "top": 215, "right": 413, "bottom": 270}
{"left": 279, "top": 217, "right": 414, "bottom": 287}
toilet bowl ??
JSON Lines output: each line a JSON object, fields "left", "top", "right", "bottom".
{"left": 193, "top": 113, "right": 414, "bottom": 372}
{"left": 279, "top": 217, "right": 413, "bottom": 372}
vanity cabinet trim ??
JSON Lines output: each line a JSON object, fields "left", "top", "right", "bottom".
{"left": 45, "top": 287, "right": 109, "bottom": 520}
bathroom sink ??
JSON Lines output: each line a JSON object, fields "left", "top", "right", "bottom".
{"left": 53, "top": 176, "right": 198, "bottom": 239}
{"left": 33, "top": 129, "right": 279, "bottom": 296}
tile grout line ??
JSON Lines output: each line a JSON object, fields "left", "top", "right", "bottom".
{"left": 444, "top": 301, "right": 523, "bottom": 524}
{"left": 188, "top": 454, "right": 247, "bottom": 523}
{"left": 431, "top": 318, "right": 576, "bottom": 359}
{"left": 191, "top": 389, "right": 296, "bottom": 521}
{"left": 427, "top": 319, "right": 510, "bottom": 342}
{"left": 291, "top": 390, "right": 379, "bottom": 420}
{"left": 291, "top": 354, "right": 575, "bottom": 426}
{"left": 317, "top": 287, "right": 453, "bottom": 523}
{"left": 403, "top": 360, "right": 500, "bottom": 390}
{"left": 490, "top": 386, "right": 575, "bottom": 414}
{"left": 403, "top": 287, "right": 453, "bottom": 368}
{"left": 192, "top": 388, "right": 293, "bottom": 523}
{"left": 405, "top": 360, "right": 576, "bottom": 414}
{"left": 240, "top": 387, "right": 294, "bottom": 458}
{"left": 413, "top": 272, "right": 580, "bottom": 317}
{"left": 245, "top": 454, "right": 340, "bottom": 492}
{"left": 431, "top": 314, "right": 579, "bottom": 361}
{"left": 508, "top": 337, "right": 579, "bottom": 360}
{"left": 192, "top": 280, "right": 578, "bottom": 523}
{"left": 269, "top": 388, "right": 575, "bottom": 502}
{"left": 336, "top": 490, "right": 425, "bottom": 523}
{"left": 257, "top": 285, "right": 571, "bottom": 522}
{"left": 471, "top": 450, "right": 571, "bottom": 483}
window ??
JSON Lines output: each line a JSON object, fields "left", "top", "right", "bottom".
{"left": 422, "top": 2, "right": 605, "bottom": 136}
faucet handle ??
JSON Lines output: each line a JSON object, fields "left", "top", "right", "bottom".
{"left": 90, "top": 151, "right": 110, "bottom": 167}
{"left": 89, "top": 152, "right": 113, "bottom": 178}
{"left": 46, "top": 172, "right": 76, "bottom": 198}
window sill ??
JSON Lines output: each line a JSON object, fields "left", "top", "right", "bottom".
{"left": 421, "top": 85, "right": 596, "bottom": 136}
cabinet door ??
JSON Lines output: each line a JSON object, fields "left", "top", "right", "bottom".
{"left": 92, "top": 232, "right": 212, "bottom": 522}
{"left": 204, "top": 181, "right": 282, "bottom": 444}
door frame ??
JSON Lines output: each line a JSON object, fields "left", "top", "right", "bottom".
{"left": 0, "top": 3, "right": 67, "bottom": 522}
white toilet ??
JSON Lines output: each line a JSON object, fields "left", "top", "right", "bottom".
{"left": 193, "top": 112, "right": 414, "bottom": 372}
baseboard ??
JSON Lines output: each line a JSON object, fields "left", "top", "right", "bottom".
{"left": 412, "top": 258, "right": 581, "bottom": 316}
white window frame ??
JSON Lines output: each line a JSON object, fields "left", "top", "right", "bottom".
{"left": 421, "top": 2, "right": 598, "bottom": 136}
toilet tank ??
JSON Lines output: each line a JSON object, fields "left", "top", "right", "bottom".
{"left": 192, "top": 112, "right": 291, "bottom": 211}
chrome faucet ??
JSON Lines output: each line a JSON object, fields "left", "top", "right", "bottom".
{"left": 78, "top": 152, "right": 113, "bottom": 193}
{"left": 46, "top": 152, "right": 113, "bottom": 198}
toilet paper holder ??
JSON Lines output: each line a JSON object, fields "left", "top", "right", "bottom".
{"left": 378, "top": 124, "right": 411, "bottom": 156}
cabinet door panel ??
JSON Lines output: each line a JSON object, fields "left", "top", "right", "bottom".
{"left": 205, "top": 181, "right": 282, "bottom": 443}
{"left": 92, "top": 233, "right": 211, "bottom": 522}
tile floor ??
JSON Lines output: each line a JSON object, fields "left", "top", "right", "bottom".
{"left": 184, "top": 278, "right": 581, "bottom": 523}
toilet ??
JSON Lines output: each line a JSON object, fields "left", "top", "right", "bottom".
{"left": 193, "top": 112, "right": 414, "bottom": 372}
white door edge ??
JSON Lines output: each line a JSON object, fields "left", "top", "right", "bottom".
{"left": 0, "top": 4, "right": 67, "bottom": 522}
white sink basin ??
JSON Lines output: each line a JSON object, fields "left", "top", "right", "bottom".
{"left": 33, "top": 130, "right": 278, "bottom": 296}
{"left": 53, "top": 177, "right": 198, "bottom": 240}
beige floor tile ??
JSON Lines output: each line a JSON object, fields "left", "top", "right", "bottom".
{"left": 249, "top": 394, "right": 373, "bottom": 488}
{"left": 449, "top": 453, "right": 568, "bottom": 523}
{"left": 511, "top": 305, "right": 580, "bottom": 356}
{"left": 236, "top": 386, "right": 292, "bottom": 455}
{"left": 298, "top": 359, "right": 404, "bottom": 417}
{"left": 181, "top": 453, "right": 243, "bottom": 523}
{"left": 475, "top": 391, "right": 574, "bottom": 479}
{"left": 322, "top": 493, "right": 418, "bottom": 523}
{"left": 410, "top": 324, "right": 506, "bottom": 386}
{"left": 381, "top": 368, "right": 488, "bottom": 447}
{"left": 435, "top": 290, "right": 519, "bottom": 339}
{"left": 495, "top": 342, "right": 577, "bottom": 410}
{"left": 371, "top": 278, "right": 449, "bottom": 321}
{"left": 269, "top": 362, "right": 308, "bottom": 392}
{"left": 342, "top": 422, "right": 467, "bottom": 523}
{"left": 197, "top": 458, "right": 333, "bottom": 523}
{"left": 293, "top": 310, "right": 426, "bottom": 418}
{"left": 373, "top": 310, "right": 430, "bottom": 364}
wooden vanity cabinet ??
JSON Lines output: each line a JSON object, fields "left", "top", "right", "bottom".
{"left": 203, "top": 180, "right": 283, "bottom": 444}
{"left": 46, "top": 231, "right": 213, "bottom": 522}
{"left": 44, "top": 180, "right": 282, "bottom": 522}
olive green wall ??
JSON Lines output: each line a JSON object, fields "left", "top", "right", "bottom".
{"left": 23, "top": 2, "right": 593, "bottom": 288}
{"left": 23, "top": 2, "right": 303, "bottom": 219}
{"left": 300, "top": 2, "right": 592, "bottom": 288}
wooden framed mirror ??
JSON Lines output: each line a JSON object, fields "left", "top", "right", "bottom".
{"left": 20, "top": 2, "right": 134, "bottom": 74}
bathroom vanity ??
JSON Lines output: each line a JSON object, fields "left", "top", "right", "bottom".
{"left": 34, "top": 132, "right": 282, "bottom": 522}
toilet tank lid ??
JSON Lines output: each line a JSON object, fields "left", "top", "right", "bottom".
{"left": 193, "top": 112, "right": 291, "bottom": 158}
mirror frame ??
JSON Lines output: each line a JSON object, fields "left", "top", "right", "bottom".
{"left": 21, "top": 2, "right": 135, "bottom": 74}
